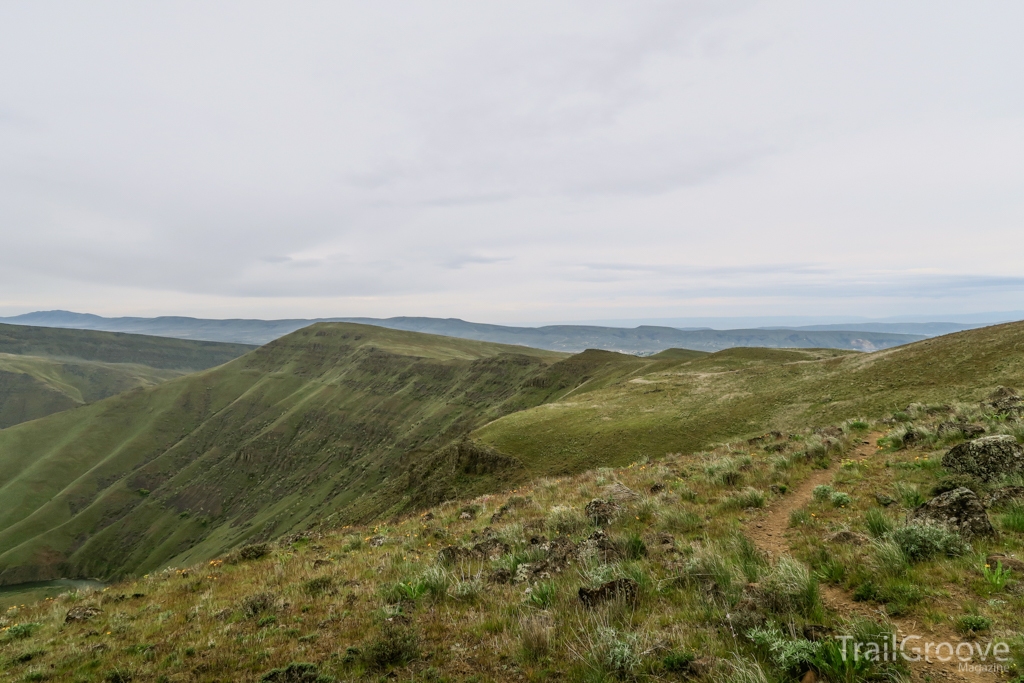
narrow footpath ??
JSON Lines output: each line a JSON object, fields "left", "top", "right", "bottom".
{"left": 743, "top": 435, "right": 1002, "bottom": 683}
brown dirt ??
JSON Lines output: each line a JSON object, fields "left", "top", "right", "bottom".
{"left": 744, "top": 435, "right": 1004, "bottom": 683}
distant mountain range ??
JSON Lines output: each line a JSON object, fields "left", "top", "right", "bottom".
{"left": 0, "top": 310, "right": 937, "bottom": 353}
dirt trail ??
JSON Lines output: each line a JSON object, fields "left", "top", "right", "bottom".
{"left": 744, "top": 435, "right": 1002, "bottom": 683}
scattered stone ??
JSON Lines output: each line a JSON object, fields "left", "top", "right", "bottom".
{"left": 65, "top": 606, "right": 102, "bottom": 623}
{"left": 234, "top": 543, "right": 270, "bottom": 562}
{"left": 459, "top": 511, "right": 475, "bottom": 521}
{"left": 471, "top": 538, "right": 510, "bottom": 560}
{"left": 584, "top": 499, "right": 621, "bottom": 526}
{"left": 825, "top": 530, "right": 869, "bottom": 545}
{"left": 546, "top": 536, "right": 579, "bottom": 569}
{"left": 489, "top": 496, "right": 531, "bottom": 524}
{"left": 937, "top": 422, "right": 986, "bottom": 439}
{"left": 579, "top": 529, "right": 621, "bottom": 562}
{"left": 578, "top": 578, "right": 639, "bottom": 608}
{"left": 983, "top": 486, "right": 1024, "bottom": 509}
{"left": 908, "top": 487, "right": 995, "bottom": 540}
{"left": 817, "top": 426, "right": 844, "bottom": 438}
{"left": 989, "top": 387, "right": 1023, "bottom": 416}
{"left": 942, "top": 436, "right": 1024, "bottom": 481}
{"left": 436, "top": 545, "right": 476, "bottom": 565}
{"left": 603, "top": 482, "right": 639, "bottom": 503}
{"left": 986, "top": 554, "right": 1024, "bottom": 573}
{"left": 875, "top": 494, "right": 896, "bottom": 507}
{"left": 749, "top": 431, "right": 784, "bottom": 445}
{"left": 487, "top": 568, "right": 512, "bottom": 584}
{"left": 368, "top": 535, "right": 387, "bottom": 548}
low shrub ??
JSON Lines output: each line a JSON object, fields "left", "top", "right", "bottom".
{"left": 260, "top": 662, "right": 334, "bottom": 682}
{"left": 301, "top": 577, "right": 335, "bottom": 597}
{"left": 5, "top": 622, "right": 40, "bottom": 640}
{"left": 363, "top": 622, "right": 419, "bottom": 670}
{"left": 546, "top": 505, "right": 587, "bottom": 535}
{"left": 956, "top": 615, "right": 992, "bottom": 634}
{"left": 724, "top": 488, "right": 767, "bottom": 510}
{"left": 241, "top": 592, "right": 275, "bottom": 618}
{"left": 830, "top": 491, "right": 852, "bottom": 507}
{"left": 889, "top": 524, "right": 970, "bottom": 563}
{"left": 812, "top": 485, "right": 834, "bottom": 502}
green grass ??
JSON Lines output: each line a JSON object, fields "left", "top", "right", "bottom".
{"left": 0, "top": 323, "right": 255, "bottom": 428}
{"left": 476, "top": 322, "right": 1024, "bottom": 470}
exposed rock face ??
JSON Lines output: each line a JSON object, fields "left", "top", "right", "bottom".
{"left": 989, "top": 387, "right": 1023, "bottom": 416}
{"left": 908, "top": 487, "right": 995, "bottom": 540}
{"left": 584, "top": 499, "right": 620, "bottom": 526}
{"left": 578, "top": 578, "right": 639, "bottom": 608}
{"left": 983, "top": 486, "right": 1024, "bottom": 509}
{"left": 65, "top": 606, "right": 102, "bottom": 623}
{"left": 942, "top": 436, "right": 1024, "bottom": 481}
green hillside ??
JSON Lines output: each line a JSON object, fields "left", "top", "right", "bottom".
{"left": 0, "top": 323, "right": 255, "bottom": 369}
{"left": 2, "top": 321, "right": 1023, "bottom": 591}
{"left": 0, "top": 354, "right": 178, "bottom": 429}
{"left": 476, "top": 322, "right": 1024, "bottom": 471}
{"left": 0, "top": 324, "right": 610, "bottom": 585}
{"left": 0, "top": 323, "right": 255, "bottom": 428}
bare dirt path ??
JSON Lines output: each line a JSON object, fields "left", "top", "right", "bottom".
{"left": 744, "top": 435, "right": 1002, "bottom": 683}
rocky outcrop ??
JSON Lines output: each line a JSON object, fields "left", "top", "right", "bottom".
{"left": 989, "top": 387, "right": 1023, "bottom": 416}
{"left": 908, "top": 487, "right": 995, "bottom": 540}
{"left": 584, "top": 499, "right": 620, "bottom": 526}
{"left": 578, "top": 578, "right": 639, "bottom": 608}
{"left": 941, "top": 436, "right": 1024, "bottom": 481}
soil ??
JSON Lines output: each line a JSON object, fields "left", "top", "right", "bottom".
{"left": 744, "top": 435, "right": 1004, "bottom": 683}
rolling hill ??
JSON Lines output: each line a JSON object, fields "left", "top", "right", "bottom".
{"left": 0, "top": 323, "right": 255, "bottom": 428}
{"left": 1, "top": 321, "right": 1023, "bottom": 590}
{"left": 0, "top": 324, "right": 626, "bottom": 585}
{"left": 475, "top": 321, "right": 1024, "bottom": 471}
{"left": 0, "top": 310, "right": 925, "bottom": 353}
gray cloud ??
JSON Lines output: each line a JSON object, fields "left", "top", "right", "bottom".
{"left": 0, "top": 1, "right": 1022, "bottom": 322}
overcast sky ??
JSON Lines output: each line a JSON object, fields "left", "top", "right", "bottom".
{"left": 1, "top": 2, "right": 1022, "bottom": 323}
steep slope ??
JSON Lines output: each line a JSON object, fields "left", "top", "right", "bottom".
{"left": 476, "top": 322, "right": 1024, "bottom": 470}
{"left": 0, "top": 354, "right": 178, "bottom": 429}
{"left": 0, "top": 324, "right": 645, "bottom": 585}
{"left": 0, "top": 322, "right": 254, "bottom": 369}
{"left": 0, "top": 310, "right": 926, "bottom": 352}
{"left": 0, "top": 323, "right": 255, "bottom": 427}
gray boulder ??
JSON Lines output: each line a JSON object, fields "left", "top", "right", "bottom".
{"left": 941, "top": 436, "right": 1024, "bottom": 481}
{"left": 908, "top": 487, "right": 994, "bottom": 540}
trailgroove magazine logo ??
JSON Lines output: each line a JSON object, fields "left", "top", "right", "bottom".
{"left": 836, "top": 634, "right": 1012, "bottom": 672}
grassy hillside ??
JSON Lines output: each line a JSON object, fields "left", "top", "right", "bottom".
{"left": 2, "top": 322, "right": 1024, "bottom": 589}
{"left": 0, "top": 354, "right": 178, "bottom": 429}
{"left": 1, "top": 410, "right": 1021, "bottom": 683}
{"left": 0, "top": 323, "right": 254, "bottom": 370}
{"left": 0, "top": 324, "right": 255, "bottom": 428}
{"left": 476, "top": 322, "right": 1024, "bottom": 471}
{"left": 0, "top": 324, "right": 632, "bottom": 585}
